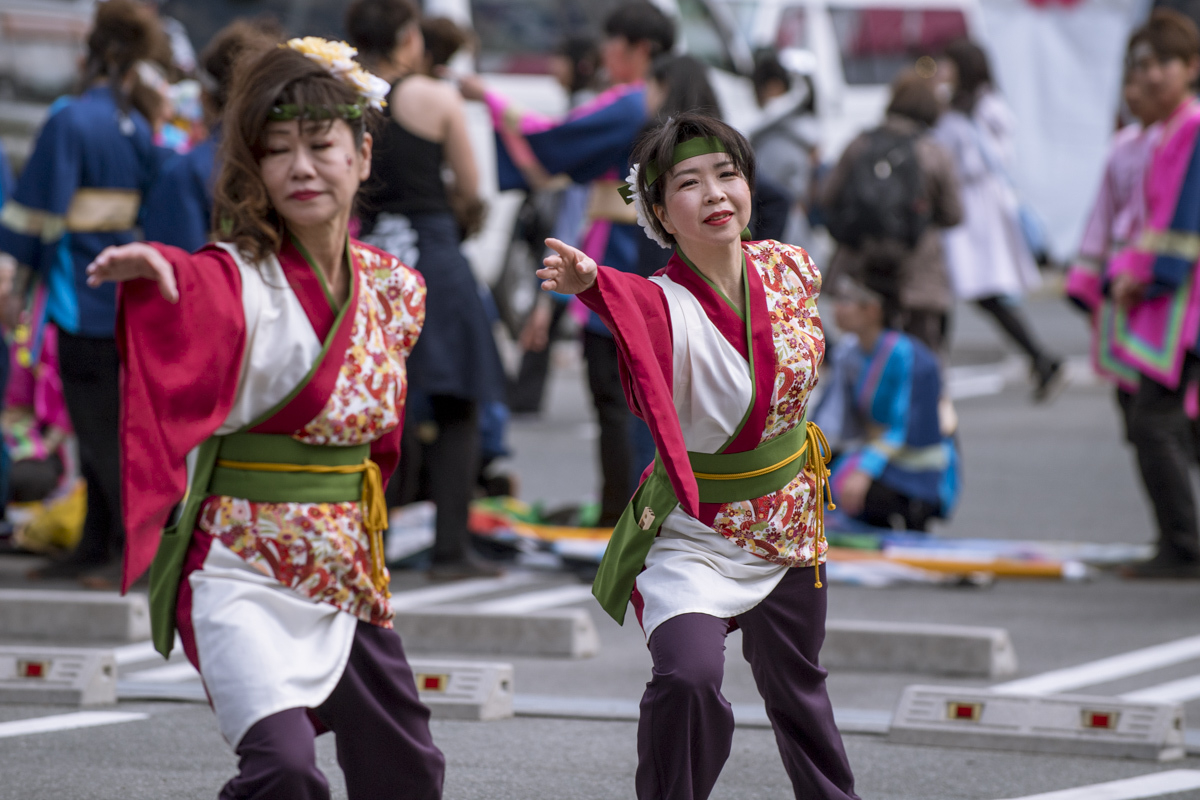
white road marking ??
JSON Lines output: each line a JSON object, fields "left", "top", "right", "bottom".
{"left": 0, "top": 711, "right": 148, "bottom": 739}
{"left": 992, "top": 634, "right": 1200, "bottom": 696}
{"left": 127, "top": 662, "right": 200, "bottom": 683}
{"left": 998, "top": 770, "right": 1200, "bottom": 800}
{"left": 389, "top": 573, "right": 542, "bottom": 610}
{"left": 469, "top": 584, "right": 595, "bottom": 614}
{"left": 1122, "top": 674, "right": 1200, "bottom": 704}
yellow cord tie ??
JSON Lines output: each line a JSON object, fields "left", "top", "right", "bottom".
{"left": 216, "top": 457, "right": 392, "bottom": 597}
{"left": 803, "top": 421, "right": 835, "bottom": 588}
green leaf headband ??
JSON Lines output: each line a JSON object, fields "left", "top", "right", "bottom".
{"left": 618, "top": 136, "right": 728, "bottom": 205}
{"left": 267, "top": 102, "right": 366, "bottom": 122}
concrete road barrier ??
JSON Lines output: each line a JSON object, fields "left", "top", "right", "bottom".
{"left": 0, "top": 645, "right": 116, "bottom": 705}
{"left": 410, "top": 659, "right": 513, "bottom": 721}
{"left": 824, "top": 620, "right": 1018, "bottom": 678}
{"left": 0, "top": 590, "right": 150, "bottom": 643}
{"left": 394, "top": 607, "right": 600, "bottom": 659}
{"left": 888, "top": 684, "right": 1185, "bottom": 760}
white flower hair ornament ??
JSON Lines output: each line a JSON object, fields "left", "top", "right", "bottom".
{"left": 270, "top": 37, "right": 390, "bottom": 121}
{"left": 620, "top": 164, "right": 671, "bottom": 249}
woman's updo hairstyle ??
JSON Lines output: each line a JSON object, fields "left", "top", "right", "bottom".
{"left": 213, "top": 45, "right": 372, "bottom": 261}
{"left": 630, "top": 111, "right": 755, "bottom": 248}
{"left": 81, "top": 0, "right": 164, "bottom": 109}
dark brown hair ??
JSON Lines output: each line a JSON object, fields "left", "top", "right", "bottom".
{"left": 887, "top": 69, "right": 941, "bottom": 127}
{"left": 422, "top": 17, "right": 469, "bottom": 71}
{"left": 631, "top": 111, "right": 755, "bottom": 247}
{"left": 213, "top": 46, "right": 369, "bottom": 261}
{"left": 1128, "top": 9, "right": 1200, "bottom": 65}
{"left": 345, "top": 0, "right": 420, "bottom": 64}
{"left": 81, "top": 0, "right": 163, "bottom": 108}
{"left": 942, "top": 38, "right": 992, "bottom": 114}
{"left": 201, "top": 20, "right": 279, "bottom": 114}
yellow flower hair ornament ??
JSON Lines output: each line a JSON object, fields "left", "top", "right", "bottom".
{"left": 284, "top": 37, "right": 390, "bottom": 112}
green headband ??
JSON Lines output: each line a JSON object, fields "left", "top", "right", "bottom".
{"left": 267, "top": 102, "right": 365, "bottom": 123}
{"left": 618, "top": 136, "right": 729, "bottom": 205}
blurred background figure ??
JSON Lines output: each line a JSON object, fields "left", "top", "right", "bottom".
{"left": 820, "top": 268, "right": 959, "bottom": 532}
{"left": 0, "top": 0, "right": 165, "bottom": 587}
{"left": 347, "top": 0, "right": 505, "bottom": 579}
{"left": 1065, "top": 60, "right": 1162, "bottom": 414}
{"left": 142, "top": 20, "right": 278, "bottom": 251}
{"left": 934, "top": 39, "right": 1064, "bottom": 401}
{"left": 507, "top": 34, "right": 603, "bottom": 417}
{"left": 421, "top": 16, "right": 471, "bottom": 77}
{"left": 462, "top": 1, "right": 675, "bottom": 527}
{"left": 823, "top": 67, "right": 962, "bottom": 358}
{"left": 749, "top": 50, "right": 820, "bottom": 248}
{"left": 1106, "top": 10, "right": 1200, "bottom": 579}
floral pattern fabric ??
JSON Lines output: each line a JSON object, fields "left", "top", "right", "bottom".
{"left": 197, "top": 244, "right": 425, "bottom": 627}
{"left": 710, "top": 241, "right": 826, "bottom": 569}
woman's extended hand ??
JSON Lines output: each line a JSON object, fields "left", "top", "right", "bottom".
{"left": 538, "top": 237, "right": 597, "bottom": 295}
{"left": 86, "top": 243, "right": 179, "bottom": 303}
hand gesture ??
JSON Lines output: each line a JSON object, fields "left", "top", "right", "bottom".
{"left": 537, "top": 237, "right": 597, "bottom": 295}
{"left": 86, "top": 243, "right": 179, "bottom": 303}
{"left": 1111, "top": 272, "right": 1145, "bottom": 309}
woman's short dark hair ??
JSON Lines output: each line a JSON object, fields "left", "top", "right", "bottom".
{"left": 213, "top": 46, "right": 371, "bottom": 261}
{"left": 604, "top": 2, "right": 676, "bottom": 57}
{"left": 943, "top": 38, "right": 992, "bottom": 114}
{"left": 651, "top": 54, "right": 721, "bottom": 121}
{"left": 1128, "top": 9, "right": 1200, "bottom": 65}
{"left": 345, "top": 0, "right": 420, "bottom": 63}
{"left": 631, "top": 111, "right": 755, "bottom": 248}
{"left": 887, "top": 69, "right": 940, "bottom": 127}
{"left": 752, "top": 52, "right": 791, "bottom": 93}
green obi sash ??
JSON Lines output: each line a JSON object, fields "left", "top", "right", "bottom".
{"left": 592, "top": 420, "right": 833, "bottom": 624}
{"left": 147, "top": 432, "right": 375, "bottom": 656}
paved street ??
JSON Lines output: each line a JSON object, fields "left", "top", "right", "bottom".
{"left": 4, "top": 290, "right": 1200, "bottom": 799}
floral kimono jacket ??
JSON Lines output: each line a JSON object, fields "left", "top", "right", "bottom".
{"left": 118, "top": 236, "right": 424, "bottom": 747}
{"left": 578, "top": 239, "right": 829, "bottom": 636}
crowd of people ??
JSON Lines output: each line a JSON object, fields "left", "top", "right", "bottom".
{"left": 0, "top": 0, "right": 1196, "bottom": 797}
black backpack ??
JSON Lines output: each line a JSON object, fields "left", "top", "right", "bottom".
{"left": 826, "top": 127, "right": 930, "bottom": 249}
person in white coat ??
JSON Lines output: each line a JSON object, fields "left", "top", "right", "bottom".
{"left": 934, "top": 39, "right": 1064, "bottom": 402}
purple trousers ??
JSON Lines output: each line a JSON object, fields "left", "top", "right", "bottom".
{"left": 218, "top": 621, "right": 445, "bottom": 800}
{"left": 636, "top": 565, "right": 859, "bottom": 800}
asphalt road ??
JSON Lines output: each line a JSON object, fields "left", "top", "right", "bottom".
{"left": 4, "top": 291, "right": 1200, "bottom": 799}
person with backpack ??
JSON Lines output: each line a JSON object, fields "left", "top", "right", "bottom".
{"left": 822, "top": 68, "right": 962, "bottom": 357}
{"left": 934, "top": 39, "right": 1064, "bottom": 401}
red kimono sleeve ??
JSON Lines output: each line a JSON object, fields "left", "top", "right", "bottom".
{"left": 577, "top": 266, "right": 698, "bottom": 517}
{"left": 118, "top": 244, "right": 246, "bottom": 591}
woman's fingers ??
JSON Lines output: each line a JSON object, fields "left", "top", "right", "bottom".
{"left": 148, "top": 248, "right": 179, "bottom": 303}
{"left": 85, "top": 243, "right": 179, "bottom": 303}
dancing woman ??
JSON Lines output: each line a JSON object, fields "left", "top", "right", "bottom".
{"left": 538, "top": 112, "right": 859, "bottom": 800}
{"left": 87, "top": 40, "right": 444, "bottom": 799}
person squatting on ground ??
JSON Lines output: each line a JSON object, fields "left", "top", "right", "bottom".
{"left": 87, "top": 40, "right": 444, "bottom": 799}
{"left": 0, "top": 0, "right": 167, "bottom": 586}
{"left": 463, "top": 0, "right": 675, "bottom": 526}
{"left": 823, "top": 67, "right": 963, "bottom": 359}
{"left": 933, "top": 39, "right": 1064, "bottom": 400}
{"left": 1105, "top": 10, "right": 1200, "bottom": 579}
{"left": 817, "top": 268, "right": 960, "bottom": 532}
{"left": 538, "top": 112, "right": 859, "bottom": 800}
{"left": 347, "top": 0, "right": 506, "bottom": 579}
